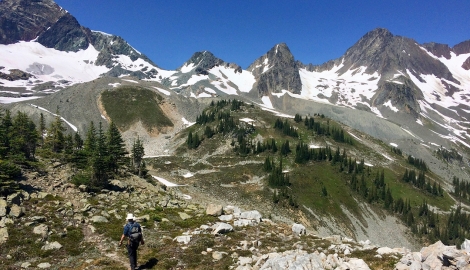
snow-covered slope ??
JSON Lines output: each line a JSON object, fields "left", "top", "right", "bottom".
{"left": 0, "top": 40, "right": 173, "bottom": 103}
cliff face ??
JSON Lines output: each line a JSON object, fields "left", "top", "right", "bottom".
{"left": 247, "top": 43, "right": 302, "bottom": 96}
{"left": 0, "top": 0, "right": 66, "bottom": 44}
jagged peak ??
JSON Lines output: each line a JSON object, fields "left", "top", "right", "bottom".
{"left": 179, "top": 50, "right": 241, "bottom": 75}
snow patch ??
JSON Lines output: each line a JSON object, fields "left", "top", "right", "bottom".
{"left": 152, "top": 86, "right": 170, "bottom": 96}
{"left": 261, "top": 96, "right": 273, "bottom": 109}
{"left": 180, "top": 63, "right": 195, "bottom": 73}
{"left": 151, "top": 175, "right": 186, "bottom": 187}
{"left": 183, "top": 172, "right": 194, "bottom": 178}
{"left": 108, "top": 83, "right": 121, "bottom": 88}
{"left": 383, "top": 100, "right": 399, "bottom": 112}
{"left": 240, "top": 118, "right": 255, "bottom": 123}
{"left": 182, "top": 117, "right": 195, "bottom": 127}
{"left": 389, "top": 143, "right": 398, "bottom": 147}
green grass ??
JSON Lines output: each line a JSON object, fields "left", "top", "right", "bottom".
{"left": 101, "top": 86, "right": 173, "bottom": 132}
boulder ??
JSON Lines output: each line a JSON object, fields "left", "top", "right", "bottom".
{"left": 33, "top": 224, "right": 49, "bottom": 237}
{"left": 211, "top": 223, "right": 233, "bottom": 234}
{"left": 234, "top": 219, "right": 255, "bottom": 227}
{"left": 178, "top": 212, "right": 192, "bottom": 220}
{"left": 206, "top": 204, "right": 223, "bottom": 216}
{"left": 1, "top": 217, "right": 13, "bottom": 227}
{"left": 240, "top": 210, "right": 262, "bottom": 222}
{"left": 174, "top": 235, "right": 191, "bottom": 245}
{"left": 110, "top": 180, "right": 128, "bottom": 191}
{"left": 0, "top": 199, "right": 7, "bottom": 217}
{"left": 218, "top": 214, "right": 233, "bottom": 221}
{"left": 78, "top": 185, "right": 88, "bottom": 192}
{"left": 292, "top": 223, "right": 306, "bottom": 236}
{"left": 223, "top": 205, "right": 241, "bottom": 215}
{"left": 340, "top": 258, "right": 370, "bottom": 270}
{"left": 461, "top": 239, "right": 470, "bottom": 253}
{"left": 41, "top": 241, "right": 63, "bottom": 250}
{"left": 90, "top": 216, "right": 108, "bottom": 223}
{"left": 0, "top": 227, "right": 8, "bottom": 244}
{"left": 7, "top": 193, "right": 22, "bottom": 205}
{"left": 37, "top": 262, "right": 51, "bottom": 268}
{"left": 9, "top": 204, "right": 24, "bottom": 218}
{"left": 30, "top": 216, "right": 47, "bottom": 223}
{"left": 212, "top": 251, "right": 225, "bottom": 260}
{"left": 21, "top": 262, "right": 31, "bottom": 268}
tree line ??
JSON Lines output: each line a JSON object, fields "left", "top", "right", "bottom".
{"left": 0, "top": 109, "right": 145, "bottom": 195}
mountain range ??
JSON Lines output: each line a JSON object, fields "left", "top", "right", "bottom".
{"left": 0, "top": 0, "right": 469, "bottom": 181}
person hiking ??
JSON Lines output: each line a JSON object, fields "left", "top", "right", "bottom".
{"left": 119, "top": 213, "right": 145, "bottom": 270}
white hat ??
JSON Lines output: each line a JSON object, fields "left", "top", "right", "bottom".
{"left": 126, "top": 213, "right": 136, "bottom": 221}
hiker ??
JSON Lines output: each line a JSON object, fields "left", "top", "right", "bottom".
{"left": 119, "top": 213, "right": 145, "bottom": 270}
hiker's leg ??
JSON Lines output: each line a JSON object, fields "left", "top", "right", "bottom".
{"left": 127, "top": 244, "right": 137, "bottom": 270}
{"left": 134, "top": 248, "right": 138, "bottom": 269}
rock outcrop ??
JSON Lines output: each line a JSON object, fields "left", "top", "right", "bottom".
{"left": 248, "top": 43, "right": 302, "bottom": 96}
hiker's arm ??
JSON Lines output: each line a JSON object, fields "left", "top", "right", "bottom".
{"left": 140, "top": 227, "right": 145, "bottom": 245}
{"left": 119, "top": 234, "right": 125, "bottom": 246}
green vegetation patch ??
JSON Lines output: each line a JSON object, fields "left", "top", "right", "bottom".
{"left": 101, "top": 86, "right": 173, "bottom": 132}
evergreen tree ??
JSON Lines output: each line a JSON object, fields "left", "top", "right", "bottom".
{"left": 107, "top": 121, "right": 127, "bottom": 173}
{"left": 131, "top": 136, "right": 145, "bottom": 177}
{"left": 39, "top": 112, "right": 46, "bottom": 145}
{"left": 91, "top": 122, "right": 108, "bottom": 188}
{"left": 10, "top": 112, "right": 38, "bottom": 160}
{"left": 45, "top": 109, "right": 66, "bottom": 153}
{"left": 84, "top": 121, "right": 97, "bottom": 155}
{"left": 0, "top": 110, "right": 13, "bottom": 157}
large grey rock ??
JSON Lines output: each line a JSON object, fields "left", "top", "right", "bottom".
{"left": 234, "top": 219, "right": 255, "bottom": 227}
{"left": 206, "top": 204, "right": 223, "bottom": 216}
{"left": 0, "top": 227, "right": 8, "bottom": 244}
{"left": 41, "top": 241, "right": 62, "bottom": 250}
{"left": 31, "top": 216, "right": 47, "bottom": 223}
{"left": 223, "top": 205, "right": 241, "bottom": 215}
{"left": 7, "top": 193, "right": 22, "bottom": 205}
{"left": 218, "top": 214, "right": 233, "bottom": 221}
{"left": 9, "top": 204, "right": 24, "bottom": 218}
{"left": 90, "top": 216, "right": 108, "bottom": 223}
{"left": 292, "top": 223, "right": 306, "bottom": 236}
{"left": 178, "top": 212, "right": 192, "bottom": 220}
{"left": 174, "top": 235, "right": 191, "bottom": 245}
{"left": 110, "top": 180, "right": 128, "bottom": 191}
{"left": 338, "top": 258, "right": 370, "bottom": 270}
{"left": 461, "top": 239, "right": 470, "bottom": 253}
{"left": 0, "top": 199, "right": 7, "bottom": 217}
{"left": 211, "top": 223, "right": 233, "bottom": 234}
{"left": 21, "top": 262, "right": 32, "bottom": 268}
{"left": 33, "top": 224, "right": 49, "bottom": 237}
{"left": 37, "top": 262, "right": 51, "bottom": 268}
{"left": 212, "top": 251, "right": 225, "bottom": 261}
{"left": 240, "top": 210, "right": 262, "bottom": 222}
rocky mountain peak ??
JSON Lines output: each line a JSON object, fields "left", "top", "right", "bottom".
{"left": 247, "top": 43, "right": 301, "bottom": 96}
{"left": 0, "top": 0, "right": 66, "bottom": 44}
{"left": 180, "top": 51, "right": 241, "bottom": 75}
{"left": 37, "top": 12, "right": 92, "bottom": 52}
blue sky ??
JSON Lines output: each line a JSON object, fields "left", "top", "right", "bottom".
{"left": 54, "top": 0, "right": 470, "bottom": 70}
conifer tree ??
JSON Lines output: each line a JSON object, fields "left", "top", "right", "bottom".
{"left": 107, "top": 121, "right": 127, "bottom": 173}
{"left": 10, "top": 112, "right": 38, "bottom": 160}
{"left": 91, "top": 122, "right": 108, "bottom": 188}
{"left": 131, "top": 136, "right": 145, "bottom": 177}
{"left": 84, "top": 121, "right": 97, "bottom": 155}
{"left": 45, "top": 110, "right": 66, "bottom": 153}
{"left": 39, "top": 112, "right": 46, "bottom": 145}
